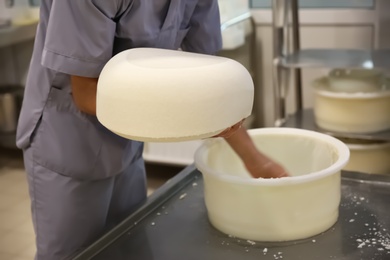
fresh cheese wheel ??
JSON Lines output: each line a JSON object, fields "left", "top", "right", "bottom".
{"left": 97, "top": 48, "right": 254, "bottom": 142}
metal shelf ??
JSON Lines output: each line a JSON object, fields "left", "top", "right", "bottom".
{"left": 280, "top": 49, "right": 390, "bottom": 70}
{"left": 272, "top": 0, "right": 390, "bottom": 145}
{"left": 0, "top": 21, "right": 38, "bottom": 48}
{"left": 282, "top": 109, "right": 390, "bottom": 142}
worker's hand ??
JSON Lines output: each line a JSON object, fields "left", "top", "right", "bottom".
{"left": 223, "top": 126, "right": 290, "bottom": 179}
{"left": 244, "top": 155, "right": 289, "bottom": 179}
{"left": 213, "top": 119, "right": 245, "bottom": 138}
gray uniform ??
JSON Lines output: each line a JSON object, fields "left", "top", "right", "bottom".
{"left": 16, "top": 0, "right": 222, "bottom": 259}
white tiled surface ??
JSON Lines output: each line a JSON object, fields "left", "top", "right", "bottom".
{"left": 0, "top": 148, "right": 181, "bottom": 259}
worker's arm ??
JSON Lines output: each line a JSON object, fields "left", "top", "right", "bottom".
{"left": 70, "top": 76, "right": 98, "bottom": 115}
{"left": 218, "top": 126, "right": 289, "bottom": 179}
{"left": 70, "top": 76, "right": 288, "bottom": 179}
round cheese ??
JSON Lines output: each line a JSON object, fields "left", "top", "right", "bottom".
{"left": 97, "top": 48, "right": 254, "bottom": 142}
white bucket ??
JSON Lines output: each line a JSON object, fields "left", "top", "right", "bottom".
{"left": 313, "top": 77, "right": 390, "bottom": 134}
{"left": 195, "top": 128, "right": 350, "bottom": 242}
{"left": 339, "top": 138, "right": 390, "bottom": 175}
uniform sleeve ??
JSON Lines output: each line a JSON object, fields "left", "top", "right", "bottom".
{"left": 42, "top": 0, "right": 127, "bottom": 78}
{"left": 181, "top": 0, "right": 222, "bottom": 55}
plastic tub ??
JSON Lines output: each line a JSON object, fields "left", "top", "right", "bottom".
{"left": 313, "top": 77, "right": 390, "bottom": 134}
{"left": 339, "top": 138, "right": 390, "bottom": 175}
{"left": 195, "top": 128, "right": 350, "bottom": 242}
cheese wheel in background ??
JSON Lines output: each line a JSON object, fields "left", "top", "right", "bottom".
{"left": 97, "top": 48, "right": 254, "bottom": 142}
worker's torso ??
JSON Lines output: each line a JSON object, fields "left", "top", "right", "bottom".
{"left": 17, "top": 0, "right": 203, "bottom": 179}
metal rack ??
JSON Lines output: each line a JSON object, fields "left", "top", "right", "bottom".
{"left": 0, "top": 21, "right": 38, "bottom": 149}
{"left": 272, "top": 0, "right": 390, "bottom": 141}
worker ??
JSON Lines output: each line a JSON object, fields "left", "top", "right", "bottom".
{"left": 16, "top": 0, "right": 288, "bottom": 259}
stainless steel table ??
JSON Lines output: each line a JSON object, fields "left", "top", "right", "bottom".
{"left": 72, "top": 165, "right": 390, "bottom": 260}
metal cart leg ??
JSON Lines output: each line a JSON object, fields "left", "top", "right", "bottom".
{"left": 272, "top": 0, "right": 302, "bottom": 126}
{"left": 272, "top": 0, "right": 288, "bottom": 126}
{"left": 290, "top": 0, "right": 303, "bottom": 112}
{"left": 249, "top": 17, "right": 260, "bottom": 127}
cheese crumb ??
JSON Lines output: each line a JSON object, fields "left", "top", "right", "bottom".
{"left": 357, "top": 242, "right": 365, "bottom": 248}
{"left": 247, "top": 240, "right": 256, "bottom": 245}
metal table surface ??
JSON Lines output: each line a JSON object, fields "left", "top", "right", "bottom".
{"left": 73, "top": 165, "right": 390, "bottom": 260}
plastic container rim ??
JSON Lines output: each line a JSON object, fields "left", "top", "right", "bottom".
{"left": 194, "top": 128, "right": 350, "bottom": 186}
{"left": 313, "top": 77, "right": 390, "bottom": 99}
